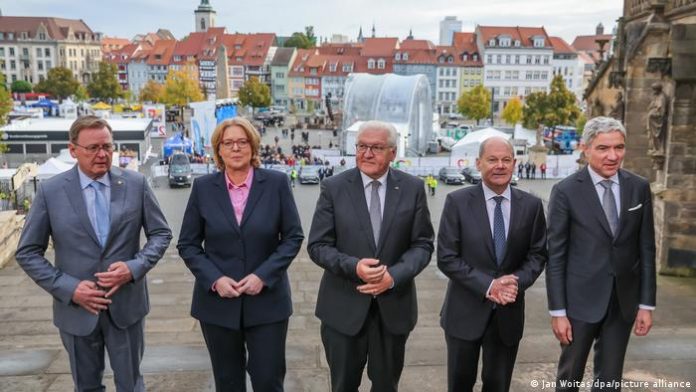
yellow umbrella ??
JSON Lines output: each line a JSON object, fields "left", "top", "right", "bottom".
{"left": 92, "top": 102, "right": 112, "bottom": 110}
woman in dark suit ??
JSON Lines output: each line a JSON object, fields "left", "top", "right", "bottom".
{"left": 178, "top": 117, "right": 303, "bottom": 392}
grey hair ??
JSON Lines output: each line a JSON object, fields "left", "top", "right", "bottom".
{"left": 357, "top": 120, "right": 398, "bottom": 147}
{"left": 478, "top": 136, "right": 514, "bottom": 158}
{"left": 582, "top": 116, "right": 626, "bottom": 145}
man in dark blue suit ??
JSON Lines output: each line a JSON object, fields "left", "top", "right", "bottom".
{"left": 546, "top": 117, "right": 656, "bottom": 391}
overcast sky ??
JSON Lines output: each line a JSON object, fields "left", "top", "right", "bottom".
{"left": 3, "top": 0, "right": 623, "bottom": 44}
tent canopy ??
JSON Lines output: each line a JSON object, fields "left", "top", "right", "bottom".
{"left": 162, "top": 133, "right": 193, "bottom": 159}
{"left": 36, "top": 158, "right": 73, "bottom": 181}
{"left": 450, "top": 128, "right": 511, "bottom": 168}
{"left": 92, "top": 102, "right": 112, "bottom": 110}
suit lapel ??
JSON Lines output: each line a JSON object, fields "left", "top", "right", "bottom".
{"left": 376, "top": 169, "right": 402, "bottom": 255}
{"left": 577, "top": 167, "right": 613, "bottom": 238}
{"left": 471, "top": 184, "right": 496, "bottom": 264}
{"left": 63, "top": 166, "right": 101, "bottom": 247}
{"left": 213, "top": 172, "right": 241, "bottom": 234}
{"left": 240, "top": 168, "right": 266, "bottom": 227}
{"left": 614, "top": 170, "right": 631, "bottom": 240}
{"left": 346, "top": 169, "right": 377, "bottom": 254}
{"left": 103, "top": 168, "right": 127, "bottom": 249}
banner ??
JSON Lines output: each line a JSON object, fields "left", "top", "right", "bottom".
{"left": 143, "top": 104, "right": 167, "bottom": 138}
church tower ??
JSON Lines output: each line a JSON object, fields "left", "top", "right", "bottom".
{"left": 194, "top": 0, "right": 216, "bottom": 32}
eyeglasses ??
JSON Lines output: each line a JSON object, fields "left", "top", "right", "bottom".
{"left": 221, "top": 139, "right": 250, "bottom": 150}
{"left": 356, "top": 144, "right": 392, "bottom": 154}
{"left": 73, "top": 142, "right": 114, "bottom": 154}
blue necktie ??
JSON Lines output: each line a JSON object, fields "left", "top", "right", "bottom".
{"left": 90, "top": 181, "right": 110, "bottom": 247}
{"left": 493, "top": 196, "right": 506, "bottom": 265}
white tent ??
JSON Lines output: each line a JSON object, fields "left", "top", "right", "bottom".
{"left": 55, "top": 149, "right": 77, "bottom": 164}
{"left": 342, "top": 121, "right": 407, "bottom": 157}
{"left": 36, "top": 158, "right": 74, "bottom": 181}
{"left": 450, "top": 127, "right": 510, "bottom": 167}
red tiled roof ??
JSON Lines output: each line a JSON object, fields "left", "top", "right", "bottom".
{"left": 0, "top": 16, "right": 96, "bottom": 40}
{"left": 549, "top": 36, "right": 576, "bottom": 54}
{"left": 147, "top": 39, "right": 176, "bottom": 65}
{"left": 103, "top": 43, "right": 139, "bottom": 63}
{"left": 101, "top": 37, "right": 130, "bottom": 53}
{"left": 452, "top": 32, "right": 477, "bottom": 52}
{"left": 400, "top": 39, "right": 435, "bottom": 50}
{"left": 318, "top": 43, "right": 362, "bottom": 56}
{"left": 571, "top": 34, "right": 613, "bottom": 52}
{"left": 360, "top": 37, "right": 399, "bottom": 57}
{"left": 224, "top": 33, "right": 275, "bottom": 67}
{"left": 477, "top": 26, "right": 551, "bottom": 48}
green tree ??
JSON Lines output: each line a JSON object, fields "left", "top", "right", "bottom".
{"left": 501, "top": 96, "right": 523, "bottom": 125}
{"left": 0, "top": 74, "right": 12, "bottom": 153}
{"left": 87, "top": 62, "right": 124, "bottom": 101}
{"left": 305, "top": 26, "right": 317, "bottom": 46}
{"left": 237, "top": 77, "right": 271, "bottom": 109}
{"left": 284, "top": 32, "right": 313, "bottom": 49}
{"left": 457, "top": 85, "right": 491, "bottom": 124}
{"left": 75, "top": 85, "right": 89, "bottom": 102}
{"left": 10, "top": 80, "right": 32, "bottom": 93}
{"left": 139, "top": 80, "right": 164, "bottom": 103}
{"left": 575, "top": 113, "right": 587, "bottom": 136}
{"left": 523, "top": 75, "right": 581, "bottom": 130}
{"left": 34, "top": 67, "right": 80, "bottom": 101}
{"left": 162, "top": 68, "right": 204, "bottom": 106}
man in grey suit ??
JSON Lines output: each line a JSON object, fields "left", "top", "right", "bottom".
{"left": 308, "top": 120, "right": 434, "bottom": 392}
{"left": 546, "top": 117, "right": 656, "bottom": 391}
{"left": 16, "top": 116, "right": 172, "bottom": 391}
{"left": 438, "top": 137, "right": 547, "bottom": 392}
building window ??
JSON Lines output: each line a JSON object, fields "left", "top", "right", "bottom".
{"left": 487, "top": 54, "right": 492, "bottom": 64}
{"left": 496, "top": 54, "right": 501, "bottom": 64}
{"left": 22, "top": 48, "right": 29, "bottom": 56}
{"left": 367, "top": 58, "right": 375, "bottom": 69}
{"left": 0, "top": 48, "right": 4, "bottom": 56}
{"left": 505, "top": 55, "right": 511, "bottom": 64}
{"left": 462, "top": 53, "right": 468, "bottom": 61}
{"left": 36, "top": 48, "right": 42, "bottom": 57}
{"left": 10, "top": 60, "right": 16, "bottom": 70}
{"left": 473, "top": 53, "right": 478, "bottom": 61}
{"left": 534, "top": 55, "right": 541, "bottom": 64}
{"left": 515, "top": 55, "right": 520, "bottom": 64}
{"left": 394, "top": 52, "right": 401, "bottom": 61}
{"left": 543, "top": 56, "right": 550, "bottom": 65}
{"left": 377, "top": 59, "right": 385, "bottom": 69}
{"left": 38, "top": 61, "right": 43, "bottom": 71}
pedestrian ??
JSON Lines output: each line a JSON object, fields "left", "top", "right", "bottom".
{"left": 178, "top": 117, "right": 304, "bottom": 391}
{"left": 438, "top": 137, "right": 547, "bottom": 392}
{"left": 524, "top": 161, "right": 531, "bottom": 179}
{"left": 540, "top": 162, "right": 547, "bottom": 179}
{"left": 290, "top": 168, "right": 298, "bottom": 187}
{"left": 290, "top": 130, "right": 295, "bottom": 142}
{"left": 426, "top": 174, "right": 435, "bottom": 196}
{"left": 15, "top": 115, "right": 172, "bottom": 391}
{"left": 531, "top": 162, "right": 537, "bottom": 179}
{"left": 274, "top": 135, "right": 279, "bottom": 146}
{"left": 429, "top": 175, "right": 438, "bottom": 196}
{"left": 546, "top": 117, "right": 656, "bottom": 391}
{"left": 517, "top": 161, "right": 523, "bottom": 179}
{"left": 307, "top": 120, "right": 434, "bottom": 392}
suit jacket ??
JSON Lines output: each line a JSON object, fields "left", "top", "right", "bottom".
{"left": 15, "top": 166, "right": 172, "bottom": 336}
{"left": 177, "top": 168, "right": 303, "bottom": 330}
{"left": 546, "top": 167, "right": 656, "bottom": 323}
{"left": 438, "top": 184, "right": 547, "bottom": 346}
{"left": 307, "top": 168, "right": 434, "bottom": 336}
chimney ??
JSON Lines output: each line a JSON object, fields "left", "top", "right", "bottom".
{"left": 596, "top": 23, "right": 604, "bottom": 35}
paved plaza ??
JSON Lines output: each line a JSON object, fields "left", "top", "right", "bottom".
{"left": 0, "top": 128, "right": 694, "bottom": 391}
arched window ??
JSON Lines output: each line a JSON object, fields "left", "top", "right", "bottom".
{"left": 200, "top": 19, "right": 206, "bottom": 31}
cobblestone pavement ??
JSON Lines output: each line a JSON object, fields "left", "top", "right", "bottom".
{"left": 1, "top": 127, "right": 694, "bottom": 391}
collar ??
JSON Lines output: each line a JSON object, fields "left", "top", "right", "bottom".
{"left": 587, "top": 166, "right": 620, "bottom": 186}
{"left": 482, "top": 182, "right": 511, "bottom": 202}
{"left": 225, "top": 168, "right": 254, "bottom": 189}
{"left": 77, "top": 166, "right": 110, "bottom": 190}
{"left": 360, "top": 169, "right": 388, "bottom": 189}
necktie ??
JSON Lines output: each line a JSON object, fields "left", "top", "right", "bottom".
{"left": 90, "top": 181, "right": 110, "bottom": 247}
{"left": 600, "top": 180, "right": 619, "bottom": 236}
{"left": 369, "top": 180, "right": 382, "bottom": 247}
{"left": 493, "top": 196, "right": 506, "bottom": 265}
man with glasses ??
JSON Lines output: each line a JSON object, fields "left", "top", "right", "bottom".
{"left": 308, "top": 120, "right": 434, "bottom": 391}
{"left": 16, "top": 115, "right": 172, "bottom": 391}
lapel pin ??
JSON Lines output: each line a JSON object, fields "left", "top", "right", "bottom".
{"left": 117, "top": 180, "right": 123, "bottom": 185}
{"left": 394, "top": 186, "right": 399, "bottom": 190}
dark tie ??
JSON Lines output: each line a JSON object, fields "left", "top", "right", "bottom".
{"left": 600, "top": 180, "right": 619, "bottom": 236}
{"left": 493, "top": 196, "right": 506, "bottom": 265}
{"left": 90, "top": 181, "right": 110, "bottom": 247}
{"left": 369, "top": 180, "right": 382, "bottom": 247}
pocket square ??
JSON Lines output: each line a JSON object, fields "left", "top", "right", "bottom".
{"left": 627, "top": 203, "right": 643, "bottom": 212}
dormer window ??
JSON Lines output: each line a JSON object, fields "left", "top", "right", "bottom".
{"left": 368, "top": 58, "right": 375, "bottom": 69}
{"left": 489, "top": 39, "right": 495, "bottom": 46}
{"left": 342, "top": 63, "right": 352, "bottom": 72}
{"left": 377, "top": 58, "right": 385, "bottom": 69}
{"left": 514, "top": 40, "right": 521, "bottom": 47}
{"left": 329, "top": 63, "right": 337, "bottom": 72}
{"left": 533, "top": 37, "right": 545, "bottom": 47}
{"left": 473, "top": 53, "right": 478, "bottom": 61}
{"left": 462, "top": 52, "right": 468, "bottom": 61}
{"left": 395, "top": 52, "right": 401, "bottom": 61}
{"left": 438, "top": 56, "right": 445, "bottom": 64}
{"left": 447, "top": 56, "right": 453, "bottom": 63}
{"left": 499, "top": 36, "right": 511, "bottom": 47}
{"left": 402, "top": 52, "right": 408, "bottom": 60}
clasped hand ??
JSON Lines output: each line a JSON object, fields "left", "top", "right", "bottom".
{"left": 214, "top": 273, "right": 264, "bottom": 298}
{"left": 356, "top": 258, "right": 393, "bottom": 296}
{"left": 487, "top": 274, "right": 519, "bottom": 305}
